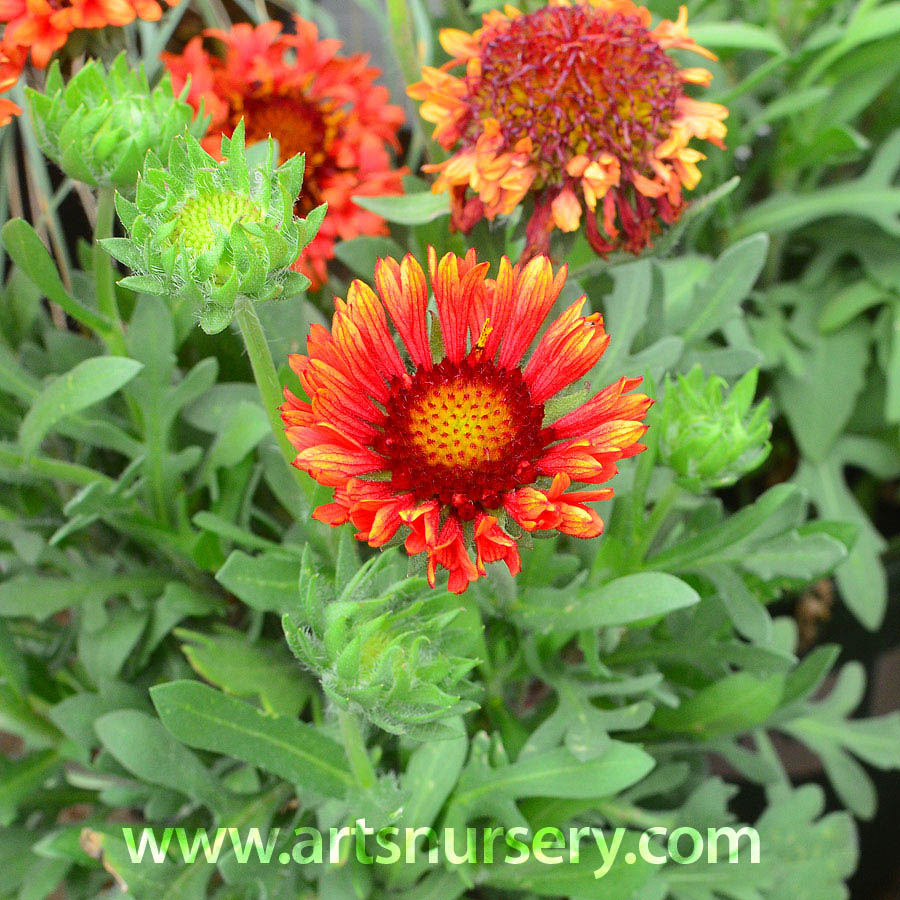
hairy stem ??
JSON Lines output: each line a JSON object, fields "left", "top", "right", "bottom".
{"left": 93, "top": 186, "right": 128, "bottom": 355}
{"left": 636, "top": 481, "right": 682, "bottom": 563}
{"left": 337, "top": 707, "right": 377, "bottom": 791}
{"left": 233, "top": 295, "right": 314, "bottom": 502}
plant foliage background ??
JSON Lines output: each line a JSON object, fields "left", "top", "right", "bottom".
{"left": 0, "top": 0, "right": 899, "bottom": 898}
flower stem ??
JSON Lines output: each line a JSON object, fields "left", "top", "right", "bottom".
{"left": 385, "top": 0, "right": 421, "bottom": 91}
{"left": 93, "top": 186, "right": 127, "bottom": 356}
{"left": 635, "top": 481, "right": 682, "bottom": 563}
{"left": 385, "top": 0, "right": 441, "bottom": 161}
{"left": 337, "top": 707, "right": 376, "bottom": 791}
{"left": 233, "top": 295, "right": 314, "bottom": 501}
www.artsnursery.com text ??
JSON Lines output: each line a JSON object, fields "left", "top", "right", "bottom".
{"left": 122, "top": 822, "right": 762, "bottom": 879}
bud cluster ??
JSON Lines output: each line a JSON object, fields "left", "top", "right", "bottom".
{"left": 659, "top": 367, "right": 772, "bottom": 492}
{"left": 103, "top": 122, "right": 324, "bottom": 333}
{"left": 283, "top": 552, "right": 479, "bottom": 739}
{"left": 27, "top": 54, "right": 205, "bottom": 191}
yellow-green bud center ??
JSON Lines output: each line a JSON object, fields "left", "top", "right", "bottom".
{"left": 172, "top": 192, "right": 265, "bottom": 252}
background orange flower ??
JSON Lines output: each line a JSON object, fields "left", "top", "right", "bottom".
{"left": 0, "top": 0, "right": 173, "bottom": 73}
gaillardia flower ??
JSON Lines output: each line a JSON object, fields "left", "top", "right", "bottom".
{"left": 408, "top": 0, "right": 728, "bottom": 257}
{"left": 281, "top": 249, "right": 651, "bottom": 593}
{"left": 164, "top": 16, "right": 406, "bottom": 288}
{"left": 1, "top": 0, "right": 174, "bottom": 71}
{"left": 0, "top": 45, "right": 23, "bottom": 126}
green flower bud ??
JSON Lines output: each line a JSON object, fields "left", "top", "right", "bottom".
{"left": 26, "top": 53, "right": 205, "bottom": 191}
{"left": 103, "top": 121, "right": 325, "bottom": 333}
{"left": 659, "top": 366, "right": 772, "bottom": 492}
{"left": 283, "top": 552, "right": 479, "bottom": 739}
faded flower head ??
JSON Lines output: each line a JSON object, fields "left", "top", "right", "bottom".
{"left": 103, "top": 122, "right": 324, "bottom": 334}
{"left": 281, "top": 248, "right": 651, "bottom": 594}
{"left": 409, "top": 0, "right": 728, "bottom": 258}
{"left": 283, "top": 551, "right": 479, "bottom": 738}
{"left": 25, "top": 53, "right": 204, "bottom": 190}
{"left": 659, "top": 367, "right": 772, "bottom": 492}
{"left": 164, "top": 16, "right": 406, "bottom": 289}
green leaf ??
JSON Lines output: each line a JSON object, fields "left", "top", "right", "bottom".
{"left": 780, "top": 663, "right": 900, "bottom": 819}
{"left": 655, "top": 784, "right": 856, "bottom": 900}
{"left": 589, "top": 261, "right": 652, "bottom": 384}
{"left": 178, "top": 627, "right": 310, "bottom": 717}
{"left": 480, "top": 829, "right": 655, "bottom": 899}
{"left": 688, "top": 21, "right": 788, "bottom": 54}
{"left": 818, "top": 280, "right": 887, "bottom": 332}
{"left": 352, "top": 191, "right": 450, "bottom": 225}
{"left": 151, "top": 680, "right": 352, "bottom": 797}
{"left": 679, "top": 234, "right": 769, "bottom": 343}
{"left": 654, "top": 672, "right": 786, "bottom": 738}
{"left": 803, "top": 2, "right": 900, "bottom": 54}
{"left": 740, "top": 531, "right": 847, "bottom": 581}
{"left": 0, "top": 620, "right": 28, "bottom": 695}
{"left": 650, "top": 483, "right": 802, "bottom": 573}
{"left": 519, "top": 573, "right": 699, "bottom": 634}
{"left": 215, "top": 550, "right": 301, "bottom": 613}
{"left": 1, "top": 219, "right": 112, "bottom": 334}
{"left": 19, "top": 357, "right": 143, "bottom": 455}
{"left": 334, "top": 235, "right": 405, "bottom": 277}
{"left": 400, "top": 720, "right": 467, "bottom": 831}
{"left": 734, "top": 129, "right": 900, "bottom": 238}
{"left": 795, "top": 456, "right": 886, "bottom": 628}
{"left": 95, "top": 710, "right": 229, "bottom": 812}
{"left": 781, "top": 645, "right": 841, "bottom": 707}
{"left": 704, "top": 563, "right": 772, "bottom": 645}
{"left": 452, "top": 740, "right": 655, "bottom": 813}
{"left": 0, "top": 573, "right": 165, "bottom": 620}
{"left": 0, "top": 750, "right": 59, "bottom": 825}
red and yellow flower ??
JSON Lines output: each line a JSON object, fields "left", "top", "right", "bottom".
{"left": 281, "top": 249, "right": 651, "bottom": 593}
{"left": 1, "top": 0, "right": 173, "bottom": 72}
{"left": 164, "top": 17, "right": 407, "bottom": 289}
{"left": 408, "top": 0, "right": 728, "bottom": 258}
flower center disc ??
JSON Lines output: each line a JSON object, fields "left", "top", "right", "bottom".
{"left": 473, "top": 4, "right": 683, "bottom": 177}
{"left": 173, "top": 192, "right": 265, "bottom": 252}
{"left": 378, "top": 357, "right": 546, "bottom": 513}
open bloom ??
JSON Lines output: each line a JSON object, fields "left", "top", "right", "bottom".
{"left": 281, "top": 249, "right": 651, "bottom": 593}
{"left": 1, "top": 0, "right": 173, "bottom": 71}
{"left": 408, "top": 0, "right": 728, "bottom": 258}
{"left": 164, "top": 17, "right": 406, "bottom": 289}
{"left": 0, "top": 44, "right": 23, "bottom": 125}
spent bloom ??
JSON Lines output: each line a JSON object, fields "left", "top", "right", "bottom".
{"left": 164, "top": 16, "right": 406, "bottom": 289}
{"left": 409, "top": 0, "right": 728, "bottom": 258}
{"left": 104, "top": 123, "right": 323, "bottom": 333}
{"left": 281, "top": 249, "right": 651, "bottom": 594}
{"left": 26, "top": 53, "right": 204, "bottom": 190}
{"left": 659, "top": 367, "right": 772, "bottom": 492}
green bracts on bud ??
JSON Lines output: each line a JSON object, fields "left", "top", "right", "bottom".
{"left": 284, "top": 550, "right": 479, "bottom": 740}
{"left": 26, "top": 53, "right": 205, "bottom": 191}
{"left": 103, "top": 121, "right": 325, "bottom": 334}
{"left": 659, "top": 366, "right": 772, "bottom": 493}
